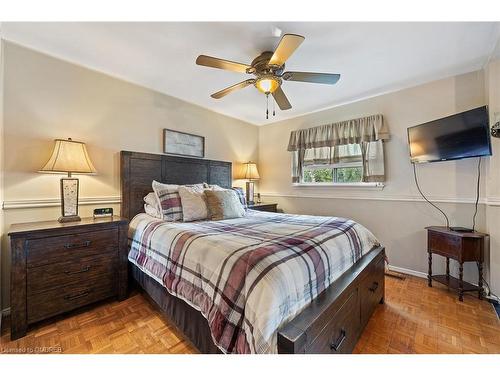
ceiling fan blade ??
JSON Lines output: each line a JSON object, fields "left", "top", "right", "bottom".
{"left": 272, "top": 86, "right": 292, "bottom": 110}
{"left": 196, "top": 55, "right": 251, "bottom": 73}
{"left": 269, "top": 34, "right": 305, "bottom": 66}
{"left": 282, "top": 71, "right": 341, "bottom": 85}
{"left": 211, "top": 79, "right": 255, "bottom": 99}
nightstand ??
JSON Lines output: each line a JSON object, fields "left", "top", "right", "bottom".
{"left": 248, "top": 202, "right": 278, "bottom": 212}
{"left": 8, "top": 216, "right": 128, "bottom": 340}
{"left": 426, "top": 226, "right": 487, "bottom": 302}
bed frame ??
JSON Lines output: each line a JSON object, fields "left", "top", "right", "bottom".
{"left": 120, "top": 150, "right": 385, "bottom": 354}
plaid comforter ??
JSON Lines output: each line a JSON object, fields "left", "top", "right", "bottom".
{"left": 128, "top": 210, "right": 379, "bottom": 354}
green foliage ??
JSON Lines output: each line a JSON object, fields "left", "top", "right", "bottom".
{"left": 303, "top": 167, "right": 362, "bottom": 183}
{"left": 336, "top": 167, "right": 362, "bottom": 183}
{"left": 303, "top": 168, "right": 333, "bottom": 182}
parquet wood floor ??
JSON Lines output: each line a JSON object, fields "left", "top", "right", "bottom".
{"left": 1, "top": 274, "right": 499, "bottom": 354}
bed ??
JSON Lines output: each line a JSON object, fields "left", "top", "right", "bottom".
{"left": 121, "top": 150, "right": 385, "bottom": 354}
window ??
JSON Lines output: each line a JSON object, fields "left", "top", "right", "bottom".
{"left": 303, "top": 161, "right": 363, "bottom": 183}
{"left": 301, "top": 143, "right": 363, "bottom": 184}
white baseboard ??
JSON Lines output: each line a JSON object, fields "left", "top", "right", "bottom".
{"left": 387, "top": 265, "right": 427, "bottom": 279}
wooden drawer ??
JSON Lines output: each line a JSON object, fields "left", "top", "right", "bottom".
{"left": 27, "top": 229, "right": 118, "bottom": 268}
{"left": 27, "top": 252, "right": 117, "bottom": 295}
{"left": 27, "top": 275, "right": 116, "bottom": 323}
{"left": 307, "top": 289, "right": 359, "bottom": 354}
{"left": 428, "top": 231, "right": 461, "bottom": 259}
{"left": 360, "top": 256, "right": 385, "bottom": 327}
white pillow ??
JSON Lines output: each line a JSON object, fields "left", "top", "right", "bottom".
{"left": 178, "top": 185, "right": 209, "bottom": 222}
{"left": 144, "top": 192, "right": 160, "bottom": 210}
{"left": 144, "top": 204, "right": 163, "bottom": 219}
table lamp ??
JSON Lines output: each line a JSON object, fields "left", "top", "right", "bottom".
{"left": 240, "top": 162, "right": 260, "bottom": 205}
{"left": 39, "top": 138, "right": 96, "bottom": 223}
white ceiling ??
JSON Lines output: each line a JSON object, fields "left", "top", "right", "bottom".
{"left": 2, "top": 22, "right": 500, "bottom": 125}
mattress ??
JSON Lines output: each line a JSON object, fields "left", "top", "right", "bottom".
{"left": 128, "top": 210, "right": 379, "bottom": 353}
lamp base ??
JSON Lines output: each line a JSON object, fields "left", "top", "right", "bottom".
{"left": 246, "top": 181, "right": 255, "bottom": 205}
{"left": 60, "top": 177, "right": 80, "bottom": 222}
{"left": 58, "top": 215, "right": 81, "bottom": 223}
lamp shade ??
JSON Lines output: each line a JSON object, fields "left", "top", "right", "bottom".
{"left": 39, "top": 138, "right": 96, "bottom": 174}
{"left": 240, "top": 162, "right": 260, "bottom": 180}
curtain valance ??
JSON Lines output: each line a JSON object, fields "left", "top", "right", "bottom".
{"left": 288, "top": 114, "right": 389, "bottom": 183}
{"left": 287, "top": 114, "right": 389, "bottom": 151}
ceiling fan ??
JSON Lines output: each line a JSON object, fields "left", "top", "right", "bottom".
{"left": 196, "top": 33, "right": 341, "bottom": 118}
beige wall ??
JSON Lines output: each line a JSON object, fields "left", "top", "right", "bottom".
{"left": 485, "top": 60, "right": 500, "bottom": 297}
{"left": 0, "top": 42, "right": 259, "bottom": 309}
{"left": 258, "top": 71, "right": 491, "bottom": 288}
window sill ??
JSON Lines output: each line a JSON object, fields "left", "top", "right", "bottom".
{"left": 292, "top": 182, "right": 385, "bottom": 190}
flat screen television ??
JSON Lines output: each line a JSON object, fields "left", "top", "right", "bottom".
{"left": 407, "top": 106, "right": 492, "bottom": 163}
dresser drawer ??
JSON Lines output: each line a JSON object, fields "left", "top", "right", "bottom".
{"left": 26, "top": 229, "right": 118, "bottom": 267}
{"left": 428, "top": 231, "right": 462, "bottom": 258}
{"left": 27, "top": 252, "right": 117, "bottom": 295}
{"left": 360, "top": 255, "right": 384, "bottom": 327}
{"left": 27, "top": 276, "right": 116, "bottom": 323}
{"left": 307, "top": 289, "right": 360, "bottom": 354}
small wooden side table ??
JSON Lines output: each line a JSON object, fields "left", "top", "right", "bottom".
{"left": 426, "top": 226, "right": 487, "bottom": 301}
{"left": 247, "top": 202, "right": 278, "bottom": 213}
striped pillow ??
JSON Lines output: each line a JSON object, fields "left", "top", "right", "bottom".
{"left": 152, "top": 181, "right": 183, "bottom": 221}
{"left": 231, "top": 187, "right": 247, "bottom": 209}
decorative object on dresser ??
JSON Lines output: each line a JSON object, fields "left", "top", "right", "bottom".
{"left": 238, "top": 161, "right": 260, "bottom": 205}
{"left": 426, "top": 226, "right": 487, "bottom": 302}
{"left": 247, "top": 202, "right": 278, "bottom": 213}
{"left": 39, "top": 138, "right": 97, "bottom": 223}
{"left": 163, "top": 128, "right": 205, "bottom": 158}
{"left": 93, "top": 207, "right": 114, "bottom": 218}
{"left": 8, "top": 216, "right": 128, "bottom": 340}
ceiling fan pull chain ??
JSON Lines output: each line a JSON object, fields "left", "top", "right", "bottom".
{"left": 266, "top": 93, "right": 269, "bottom": 119}
{"left": 273, "top": 97, "right": 276, "bottom": 117}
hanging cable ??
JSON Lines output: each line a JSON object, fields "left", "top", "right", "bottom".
{"left": 413, "top": 163, "right": 450, "bottom": 228}
{"left": 472, "top": 157, "right": 481, "bottom": 232}
{"left": 266, "top": 93, "right": 269, "bottom": 119}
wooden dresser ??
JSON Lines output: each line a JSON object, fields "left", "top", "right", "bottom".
{"left": 8, "top": 216, "right": 129, "bottom": 340}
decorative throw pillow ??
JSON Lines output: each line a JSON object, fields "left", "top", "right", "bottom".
{"left": 178, "top": 185, "right": 209, "bottom": 222}
{"left": 203, "top": 183, "right": 226, "bottom": 191}
{"left": 144, "top": 192, "right": 160, "bottom": 211}
{"left": 144, "top": 204, "right": 163, "bottom": 219}
{"left": 231, "top": 187, "right": 247, "bottom": 209}
{"left": 152, "top": 180, "right": 183, "bottom": 221}
{"left": 205, "top": 189, "right": 246, "bottom": 221}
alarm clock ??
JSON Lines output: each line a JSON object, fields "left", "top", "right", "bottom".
{"left": 93, "top": 207, "right": 114, "bottom": 218}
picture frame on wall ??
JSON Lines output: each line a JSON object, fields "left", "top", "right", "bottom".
{"left": 163, "top": 129, "right": 205, "bottom": 158}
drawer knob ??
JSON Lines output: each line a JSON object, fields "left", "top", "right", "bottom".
{"left": 64, "top": 289, "right": 91, "bottom": 301}
{"left": 330, "top": 329, "right": 346, "bottom": 351}
{"left": 64, "top": 240, "right": 91, "bottom": 249}
{"left": 368, "top": 281, "right": 379, "bottom": 293}
{"left": 64, "top": 266, "right": 91, "bottom": 275}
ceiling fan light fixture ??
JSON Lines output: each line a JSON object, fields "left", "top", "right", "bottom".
{"left": 255, "top": 76, "right": 280, "bottom": 94}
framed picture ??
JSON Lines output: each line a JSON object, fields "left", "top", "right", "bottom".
{"left": 163, "top": 129, "right": 205, "bottom": 158}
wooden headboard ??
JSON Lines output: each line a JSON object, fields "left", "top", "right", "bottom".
{"left": 120, "top": 151, "right": 232, "bottom": 220}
